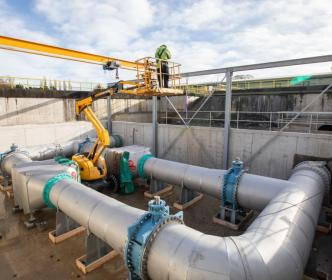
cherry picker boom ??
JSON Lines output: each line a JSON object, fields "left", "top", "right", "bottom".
{"left": 0, "top": 35, "right": 183, "bottom": 181}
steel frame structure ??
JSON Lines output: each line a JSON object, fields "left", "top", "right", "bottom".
{"left": 169, "top": 54, "right": 332, "bottom": 168}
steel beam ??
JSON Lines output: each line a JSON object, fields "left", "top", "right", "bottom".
{"left": 182, "top": 54, "right": 332, "bottom": 77}
{"left": 0, "top": 35, "right": 144, "bottom": 70}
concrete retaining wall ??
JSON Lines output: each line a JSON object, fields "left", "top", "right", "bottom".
{"left": 195, "top": 92, "right": 332, "bottom": 112}
{"left": 0, "top": 121, "right": 96, "bottom": 151}
{"left": 1, "top": 119, "right": 331, "bottom": 180}
{"left": 0, "top": 97, "right": 187, "bottom": 126}
{"left": 112, "top": 121, "right": 332, "bottom": 179}
{"left": 0, "top": 98, "right": 76, "bottom": 125}
{"left": 2, "top": 93, "right": 330, "bottom": 126}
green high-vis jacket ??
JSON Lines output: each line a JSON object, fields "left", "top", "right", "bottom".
{"left": 155, "top": 45, "right": 171, "bottom": 68}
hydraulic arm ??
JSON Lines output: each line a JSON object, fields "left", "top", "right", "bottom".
{"left": 0, "top": 35, "right": 183, "bottom": 96}
{"left": 0, "top": 35, "right": 183, "bottom": 181}
{"left": 73, "top": 87, "right": 119, "bottom": 181}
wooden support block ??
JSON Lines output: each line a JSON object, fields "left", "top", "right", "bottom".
{"left": 173, "top": 193, "right": 204, "bottom": 210}
{"left": 5, "top": 189, "right": 14, "bottom": 199}
{"left": 316, "top": 222, "right": 331, "bottom": 234}
{"left": 213, "top": 210, "right": 254, "bottom": 231}
{"left": 323, "top": 206, "right": 332, "bottom": 214}
{"left": 134, "top": 178, "right": 149, "bottom": 189}
{"left": 75, "top": 250, "right": 119, "bottom": 275}
{"left": 0, "top": 184, "right": 12, "bottom": 192}
{"left": 144, "top": 185, "right": 173, "bottom": 199}
{"left": 48, "top": 226, "right": 86, "bottom": 244}
{"left": 304, "top": 270, "right": 329, "bottom": 280}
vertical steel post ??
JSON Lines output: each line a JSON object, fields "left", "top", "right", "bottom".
{"left": 165, "top": 99, "right": 168, "bottom": 125}
{"left": 152, "top": 96, "right": 158, "bottom": 157}
{"left": 185, "top": 92, "right": 188, "bottom": 121}
{"left": 236, "top": 110, "right": 239, "bottom": 129}
{"left": 223, "top": 70, "right": 232, "bottom": 169}
{"left": 309, "top": 113, "right": 312, "bottom": 133}
{"left": 107, "top": 96, "right": 112, "bottom": 134}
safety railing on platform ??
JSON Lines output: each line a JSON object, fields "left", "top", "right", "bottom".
{"left": 160, "top": 110, "right": 332, "bottom": 134}
{"left": 0, "top": 76, "right": 106, "bottom": 92}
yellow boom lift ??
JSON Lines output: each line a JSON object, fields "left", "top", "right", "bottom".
{"left": 0, "top": 35, "right": 183, "bottom": 181}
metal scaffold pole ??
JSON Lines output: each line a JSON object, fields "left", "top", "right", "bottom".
{"left": 223, "top": 70, "right": 233, "bottom": 169}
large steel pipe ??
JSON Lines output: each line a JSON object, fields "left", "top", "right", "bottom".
{"left": 24, "top": 176, "right": 144, "bottom": 252}
{"left": 0, "top": 141, "right": 80, "bottom": 176}
{"left": 1, "top": 152, "right": 32, "bottom": 176}
{"left": 0, "top": 136, "right": 123, "bottom": 176}
{"left": 2, "top": 146, "right": 330, "bottom": 279}
{"left": 143, "top": 157, "right": 296, "bottom": 210}
{"left": 147, "top": 162, "right": 330, "bottom": 280}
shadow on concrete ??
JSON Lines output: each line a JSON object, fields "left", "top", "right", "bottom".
{"left": 0, "top": 99, "right": 61, "bottom": 121}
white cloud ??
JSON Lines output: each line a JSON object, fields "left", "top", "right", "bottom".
{"left": 0, "top": 0, "right": 332, "bottom": 83}
{"left": 35, "top": 0, "right": 155, "bottom": 54}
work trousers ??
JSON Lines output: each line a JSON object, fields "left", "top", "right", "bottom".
{"left": 157, "top": 62, "right": 169, "bottom": 88}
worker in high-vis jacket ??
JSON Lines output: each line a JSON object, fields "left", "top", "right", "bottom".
{"left": 155, "top": 44, "right": 171, "bottom": 88}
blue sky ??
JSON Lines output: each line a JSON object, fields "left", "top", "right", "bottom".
{"left": 1, "top": 0, "right": 332, "bottom": 83}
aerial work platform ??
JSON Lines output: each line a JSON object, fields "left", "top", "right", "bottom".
{"left": 0, "top": 35, "right": 184, "bottom": 98}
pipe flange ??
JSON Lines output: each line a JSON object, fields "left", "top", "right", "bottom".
{"left": 232, "top": 169, "right": 246, "bottom": 208}
{"left": 293, "top": 161, "right": 331, "bottom": 194}
{"left": 140, "top": 215, "right": 184, "bottom": 280}
{"left": 222, "top": 159, "right": 245, "bottom": 209}
{"left": 137, "top": 154, "right": 154, "bottom": 178}
{"left": 125, "top": 197, "right": 183, "bottom": 279}
{"left": 43, "top": 173, "right": 74, "bottom": 208}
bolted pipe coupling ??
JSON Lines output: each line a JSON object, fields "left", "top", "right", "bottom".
{"left": 42, "top": 173, "right": 75, "bottom": 208}
{"left": 222, "top": 157, "right": 246, "bottom": 209}
{"left": 125, "top": 196, "right": 183, "bottom": 279}
{"left": 137, "top": 154, "right": 153, "bottom": 178}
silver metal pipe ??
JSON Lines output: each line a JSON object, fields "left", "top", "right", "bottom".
{"left": 0, "top": 143, "right": 77, "bottom": 176}
{"left": 3, "top": 143, "right": 330, "bottom": 279}
{"left": 1, "top": 152, "right": 32, "bottom": 176}
{"left": 0, "top": 136, "right": 122, "bottom": 176}
{"left": 143, "top": 157, "right": 296, "bottom": 210}
{"left": 49, "top": 179, "right": 145, "bottom": 252}
{"left": 147, "top": 162, "right": 330, "bottom": 280}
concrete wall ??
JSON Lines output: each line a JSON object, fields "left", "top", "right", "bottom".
{"left": 0, "top": 97, "right": 187, "bottom": 126}
{"left": 0, "top": 121, "right": 96, "bottom": 151}
{"left": 112, "top": 121, "right": 332, "bottom": 179}
{"left": 0, "top": 98, "right": 76, "bottom": 125}
{"left": 193, "top": 92, "right": 332, "bottom": 112}
{"left": 0, "top": 119, "right": 331, "bottom": 179}
{"left": 2, "top": 93, "right": 330, "bottom": 126}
